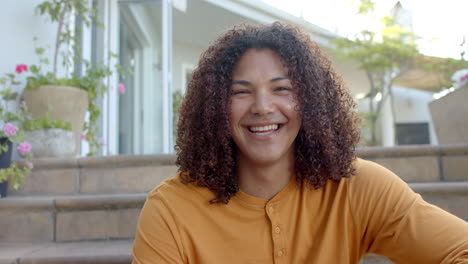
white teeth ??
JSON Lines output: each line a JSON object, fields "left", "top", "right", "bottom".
{"left": 250, "top": 124, "right": 279, "bottom": 132}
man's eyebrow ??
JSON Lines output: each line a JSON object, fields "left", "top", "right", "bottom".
{"left": 270, "top": 76, "right": 289, "bottom": 82}
{"left": 232, "top": 76, "right": 289, "bottom": 85}
{"left": 232, "top": 80, "right": 251, "bottom": 86}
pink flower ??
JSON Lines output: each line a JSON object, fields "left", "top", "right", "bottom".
{"left": 26, "top": 162, "right": 34, "bottom": 169}
{"left": 80, "top": 133, "right": 86, "bottom": 141}
{"left": 15, "top": 64, "right": 28, "bottom": 74}
{"left": 20, "top": 100, "right": 26, "bottom": 106}
{"left": 118, "top": 83, "right": 125, "bottom": 94}
{"left": 461, "top": 74, "right": 468, "bottom": 82}
{"left": 98, "top": 137, "right": 105, "bottom": 146}
{"left": 3, "top": 122, "right": 18, "bottom": 137}
{"left": 17, "top": 142, "right": 32, "bottom": 156}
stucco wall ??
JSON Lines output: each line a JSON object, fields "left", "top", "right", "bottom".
{"left": 0, "top": 0, "right": 63, "bottom": 87}
{"left": 172, "top": 42, "right": 205, "bottom": 94}
{"left": 357, "top": 86, "right": 437, "bottom": 146}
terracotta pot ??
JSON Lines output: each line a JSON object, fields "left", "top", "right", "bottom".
{"left": 22, "top": 85, "right": 88, "bottom": 156}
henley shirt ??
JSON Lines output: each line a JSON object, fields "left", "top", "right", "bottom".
{"left": 132, "top": 158, "right": 468, "bottom": 263}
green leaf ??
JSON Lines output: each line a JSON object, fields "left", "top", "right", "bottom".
{"left": 30, "top": 65, "right": 40, "bottom": 74}
{"left": 4, "top": 92, "right": 18, "bottom": 101}
{"left": 35, "top": 47, "right": 45, "bottom": 55}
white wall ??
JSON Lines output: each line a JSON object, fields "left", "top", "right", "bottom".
{"left": 392, "top": 86, "right": 438, "bottom": 144}
{"left": 172, "top": 41, "right": 204, "bottom": 94}
{"left": 357, "top": 85, "right": 438, "bottom": 146}
{"left": 0, "top": 0, "right": 64, "bottom": 88}
{"left": 0, "top": 1, "right": 59, "bottom": 158}
{"left": 328, "top": 54, "right": 371, "bottom": 97}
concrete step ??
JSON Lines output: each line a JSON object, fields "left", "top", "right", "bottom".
{"left": 0, "top": 240, "right": 132, "bottom": 264}
{"left": 0, "top": 240, "right": 390, "bottom": 264}
{"left": 8, "top": 155, "right": 177, "bottom": 196}
{"left": 6, "top": 144, "right": 468, "bottom": 197}
{"left": 0, "top": 193, "right": 145, "bottom": 243}
{"left": 359, "top": 144, "right": 468, "bottom": 182}
{"left": 360, "top": 255, "right": 393, "bottom": 264}
{"left": 1, "top": 182, "right": 467, "bottom": 243}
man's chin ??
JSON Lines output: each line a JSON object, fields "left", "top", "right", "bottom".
{"left": 242, "top": 152, "right": 286, "bottom": 166}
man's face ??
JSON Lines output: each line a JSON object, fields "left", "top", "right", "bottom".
{"left": 229, "top": 48, "right": 301, "bottom": 166}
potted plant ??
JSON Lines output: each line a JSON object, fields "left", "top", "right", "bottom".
{"left": 0, "top": 67, "right": 34, "bottom": 197}
{"left": 23, "top": 115, "right": 75, "bottom": 158}
{"left": 21, "top": 0, "right": 125, "bottom": 156}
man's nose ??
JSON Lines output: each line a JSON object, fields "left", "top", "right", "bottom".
{"left": 251, "top": 91, "right": 274, "bottom": 115}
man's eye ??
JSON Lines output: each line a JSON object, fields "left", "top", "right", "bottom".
{"left": 275, "top": 87, "right": 291, "bottom": 92}
{"left": 232, "top": 90, "right": 249, "bottom": 95}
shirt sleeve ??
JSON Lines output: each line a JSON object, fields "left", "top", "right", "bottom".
{"left": 132, "top": 188, "right": 186, "bottom": 264}
{"left": 348, "top": 159, "right": 468, "bottom": 263}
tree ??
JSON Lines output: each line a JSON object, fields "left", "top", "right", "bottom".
{"left": 331, "top": 1, "right": 466, "bottom": 146}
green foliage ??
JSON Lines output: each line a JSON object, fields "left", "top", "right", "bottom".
{"left": 21, "top": 0, "right": 127, "bottom": 156}
{"left": 356, "top": 0, "right": 375, "bottom": 14}
{"left": 333, "top": 16, "right": 419, "bottom": 75}
{"left": 0, "top": 162, "right": 31, "bottom": 190}
{"left": 329, "top": 0, "right": 468, "bottom": 145}
{"left": 331, "top": 1, "right": 422, "bottom": 146}
{"left": 0, "top": 90, "right": 18, "bottom": 101}
{"left": 0, "top": 75, "right": 34, "bottom": 189}
{"left": 23, "top": 116, "right": 72, "bottom": 131}
{"left": 0, "top": 77, "right": 29, "bottom": 144}
{"left": 36, "top": 0, "right": 96, "bottom": 75}
{"left": 172, "top": 90, "right": 184, "bottom": 141}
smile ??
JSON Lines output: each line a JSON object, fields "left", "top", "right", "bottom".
{"left": 248, "top": 124, "right": 281, "bottom": 135}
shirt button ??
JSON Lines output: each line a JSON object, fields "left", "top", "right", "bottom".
{"left": 276, "top": 250, "right": 284, "bottom": 257}
{"left": 267, "top": 206, "right": 274, "bottom": 214}
{"left": 274, "top": 226, "right": 281, "bottom": 234}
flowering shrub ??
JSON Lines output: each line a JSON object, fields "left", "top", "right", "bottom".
{"left": 17, "top": 142, "right": 32, "bottom": 156}
{"left": 23, "top": 0, "right": 129, "bottom": 156}
{"left": 15, "top": 64, "right": 28, "bottom": 74}
{"left": 460, "top": 73, "right": 468, "bottom": 82}
{"left": 118, "top": 83, "right": 126, "bottom": 94}
{"left": 3, "top": 123, "right": 18, "bottom": 137}
{"left": 0, "top": 65, "right": 34, "bottom": 190}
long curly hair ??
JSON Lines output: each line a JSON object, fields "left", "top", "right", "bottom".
{"left": 175, "top": 22, "right": 360, "bottom": 204}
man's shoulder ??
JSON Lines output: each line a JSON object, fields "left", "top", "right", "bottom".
{"left": 348, "top": 158, "right": 403, "bottom": 186}
{"left": 344, "top": 157, "right": 414, "bottom": 201}
{"left": 147, "top": 173, "right": 213, "bottom": 207}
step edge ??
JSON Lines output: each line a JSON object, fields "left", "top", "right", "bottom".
{"left": 19, "top": 254, "right": 132, "bottom": 264}
{"left": 14, "top": 154, "right": 177, "bottom": 170}
{"left": 357, "top": 144, "right": 468, "bottom": 158}
{"left": 409, "top": 181, "right": 468, "bottom": 195}
{"left": 0, "top": 193, "right": 148, "bottom": 211}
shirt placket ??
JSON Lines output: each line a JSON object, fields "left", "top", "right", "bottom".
{"left": 266, "top": 202, "right": 286, "bottom": 264}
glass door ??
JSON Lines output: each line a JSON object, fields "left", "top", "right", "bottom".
{"left": 118, "top": 0, "right": 169, "bottom": 154}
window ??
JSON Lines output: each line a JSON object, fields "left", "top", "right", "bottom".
{"left": 396, "top": 122, "right": 430, "bottom": 145}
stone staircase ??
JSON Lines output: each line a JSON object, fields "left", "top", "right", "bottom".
{"left": 0, "top": 145, "right": 467, "bottom": 264}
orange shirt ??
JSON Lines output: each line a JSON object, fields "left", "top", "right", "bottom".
{"left": 132, "top": 159, "right": 468, "bottom": 263}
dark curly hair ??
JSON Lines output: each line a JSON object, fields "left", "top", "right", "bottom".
{"left": 175, "top": 22, "right": 360, "bottom": 204}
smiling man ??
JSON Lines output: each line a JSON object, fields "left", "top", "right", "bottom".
{"left": 132, "top": 23, "right": 468, "bottom": 263}
{"left": 230, "top": 48, "right": 300, "bottom": 199}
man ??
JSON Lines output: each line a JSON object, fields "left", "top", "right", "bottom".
{"left": 132, "top": 22, "right": 468, "bottom": 263}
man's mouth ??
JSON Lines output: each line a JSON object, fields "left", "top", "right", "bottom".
{"left": 248, "top": 124, "right": 281, "bottom": 135}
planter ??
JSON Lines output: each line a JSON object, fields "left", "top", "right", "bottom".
{"left": 22, "top": 85, "right": 88, "bottom": 156}
{"left": 0, "top": 181, "right": 8, "bottom": 198}
{"left": 24, "top": 129, "right": 75, "bottom": 158}
{"left": 0, "top": 137, "right": 13, "bottom": 197}
{"left": 429, "top": 83, "right": 468, "bottom": 144}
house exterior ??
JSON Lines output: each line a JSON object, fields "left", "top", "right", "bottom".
{"left": 0, "top": 0, "right": 439, "bottom": 157}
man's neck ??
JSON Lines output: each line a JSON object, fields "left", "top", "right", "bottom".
{"left": 237, "top": 155, "right": 295, "bottom": 200}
